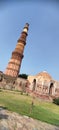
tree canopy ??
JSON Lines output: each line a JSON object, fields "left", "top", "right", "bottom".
{"left": 18, "top": 74, "right": 28, "bottom": 79}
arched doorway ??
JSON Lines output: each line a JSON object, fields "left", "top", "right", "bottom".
{"left": 32, "top": 79, "right": 36, "bottom": 92}
{"left": 0, "top": 75, "right": 3, "bottom": 82}
{"left": 49, "top": 83, "right": 53, "bottom": 95}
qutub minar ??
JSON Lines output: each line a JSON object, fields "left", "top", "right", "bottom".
{"left": 4, "top": 23, "right": 29, "bottom": 77}
{"left": 0, "top": 23, "right": 59, "bottom": 101}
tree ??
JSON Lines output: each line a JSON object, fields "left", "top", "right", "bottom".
{"left": 18, "top": 74, "right": 28, "bottom": 79}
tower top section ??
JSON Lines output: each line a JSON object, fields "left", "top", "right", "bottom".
{"left": 17, "top": 23, "right": 29, "bottom": 45}
{"left": 22, "top": 23, "right": 29, "bottom": 34}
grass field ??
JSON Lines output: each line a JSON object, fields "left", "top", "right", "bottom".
{"left": 0, "top": 89, "right": 59, "bottom": 126}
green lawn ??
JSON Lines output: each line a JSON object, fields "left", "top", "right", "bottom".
{"left": 0, "top": 90, "right": 59, "bottom": 126}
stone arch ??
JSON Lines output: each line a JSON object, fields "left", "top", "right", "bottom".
{"left": 49, "top": 82, "right": 54, "bottom": 95}
{"left": 0, "top": 75, "right": 3, "bottom": 82}
{"left": 32, "top": 79, "right": 36, "bottom": 92}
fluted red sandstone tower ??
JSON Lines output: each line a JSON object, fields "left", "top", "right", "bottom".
{"left": 4, "top": 23, "right": 29, "bottom": 77}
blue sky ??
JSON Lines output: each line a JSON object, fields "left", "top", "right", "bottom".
{"left": 0, "top": 0, "right": 59, "bottom": 80}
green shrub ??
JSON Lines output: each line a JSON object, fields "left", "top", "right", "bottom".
{"left": 18, "top": 74, "right": 28, "bottom": 79}
{"left": 53, "top": 98, "right": 59, "bottom": 105}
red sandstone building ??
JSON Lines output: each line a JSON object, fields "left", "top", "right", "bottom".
{"left": 28, "top": 71, "right": 59, "bottom": 99}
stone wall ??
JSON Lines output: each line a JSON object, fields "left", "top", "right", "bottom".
{"left": 0, "top": 72, "right": 59, "bottom": 100}
{"left": 0, "top": 73, "right": 29, "bottom": 93}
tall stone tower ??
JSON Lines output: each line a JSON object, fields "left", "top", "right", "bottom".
{"left": 4, "top": 23, "right": 29, "bottom": 77}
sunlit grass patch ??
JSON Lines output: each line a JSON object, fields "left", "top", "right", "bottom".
{"left": 0, "top": 90, "right": 59, "bottom": 126}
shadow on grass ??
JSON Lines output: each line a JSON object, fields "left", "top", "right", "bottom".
{"left": 0, "top": 106, "right": 8, "bottom": 120}
{"left": 0, "top": 106, "right": 7, "bottom": 110}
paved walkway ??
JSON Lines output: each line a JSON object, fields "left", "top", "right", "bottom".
{"left": 0, "top": 107, "right": 59, "bottom": 130}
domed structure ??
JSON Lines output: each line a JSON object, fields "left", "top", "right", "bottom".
{"left": 36, "top": 71, "right": 52, "bottom": 82}
{"left": 28, "top": 71, "right": 56, "bottom": 98}
{"left": 28, "top": 71, "right": 52, "bottom": 83}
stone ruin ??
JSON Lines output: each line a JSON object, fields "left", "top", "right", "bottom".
{"left": 0, "top": 71, "right": 59, "bottom": 101}
{"left": 27, "top": 71, "right": 59, "bottom": 100}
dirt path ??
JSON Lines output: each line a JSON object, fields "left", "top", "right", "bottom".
{"left": 0, "top": 107, "right": 59, "bottom": 130}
